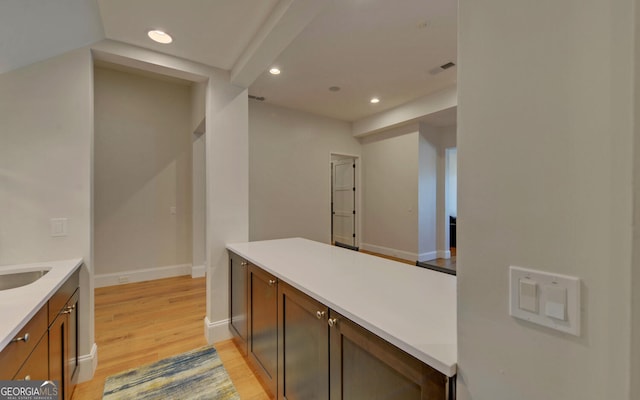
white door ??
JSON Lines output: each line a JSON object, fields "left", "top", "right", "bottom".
{"left": 332, "top": 159, "right": 356, "bottom": 247}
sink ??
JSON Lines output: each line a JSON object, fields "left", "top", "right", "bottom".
{"left": 0, "top": 269, "right": 49, "bottom": 290}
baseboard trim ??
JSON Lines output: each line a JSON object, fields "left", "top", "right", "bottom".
{"left": 76, "top": 342, "right": 98, "bottom": 383}
{"left": 418, "top": 251, "right": 438, "bottom": 262}
{"left": 360, "top": 243, "right": 417, "bottom": 262}
{"left": 437, "top": 250, "right": 452, "bottom": 259}
{"left": 204, "top": 316, "right": 231, "bottom": 344}
{"left": 191, "top": 264, "right": 206, "bottom": 278}
{"left": 95, "top": 264, "right": 192, "bottom": 288}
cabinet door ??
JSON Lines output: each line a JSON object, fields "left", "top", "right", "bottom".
{"left": 49, "top": 312, "right": 68, "bottom": 400}
{"left": 13, "top": 334, "right": 49, "bottom": 381}
{"left": 67, "top": 289, "right": 80, "bottom": 396}
{"left": 329, "top": 310, "right": 449, "bottom": 400}
{"left": 277, "top": 282, "right": 329, "bottom": 400}
{"left": 248, "top": 265, "right": 278, "bottom": 396}
{"left": 229, "top": 252, "right": 248, "bottom": 354}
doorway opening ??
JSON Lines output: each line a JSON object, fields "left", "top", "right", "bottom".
{"left": 445, "top": 147, "right": 457, "bottom": 257}
{"left": 331, "top": 154, "right": 359, "bottom": 250}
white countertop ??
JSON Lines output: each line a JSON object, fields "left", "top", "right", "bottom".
{"left": 0, "top": 258, "right": 83, "bottom": 351}
{"left": 227, "top": 238, "right": 457, "bottom": 377}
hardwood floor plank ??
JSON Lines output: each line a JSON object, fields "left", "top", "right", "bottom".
{"left": 72, "top": 275, "right": 270, "bottom": 400}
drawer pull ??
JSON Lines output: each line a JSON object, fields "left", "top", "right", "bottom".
{"left": 328, "top": 318, "right": 338, "bottom": 328}
{"left": 268, "top": 279, "right": 277, "bottom": 286}
{"left": 316, "top": 311, "right": 326, "bottom": 319}
{"left": 12, "top": 332, "right": 30, "bottom": 343}
{"left": 62, "top": 304, "right": 76, "bottom": 314}
{"left": 240, "top": 261, "right": 248, "bottom": 266}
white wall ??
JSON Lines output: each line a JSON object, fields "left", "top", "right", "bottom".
{"left": 0, "top": 48, "right": 95, "bottom": 379}
{"left": 632, "top": 1, "right": 640, "bottom": 397}
{"left": 191, "top": 82, "right": 206, "bottom": 273}
{"left": 445, "top": 147, "right": 457, "bottom": 219}
{"left": 89, "top": 39, "right": 249, "bottom": 343}
{"left": 93, "top": 67, "right": 193, "bottom": 276}
{"left": 458, "top": 1, "right": 634, "bottom": 399}
{"left": 440, "top": 125, "right": 456, "bottom": 255}
{"left": 418, "top": 124, "right": 438, "bottom": 260}
{"left": 361, "top": 126, "right": 419, "bottom": 259}
{"left": 249, "top": 101, "right": 360, "bottom": 243}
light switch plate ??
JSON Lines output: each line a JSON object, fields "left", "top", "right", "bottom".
{"left": 509, "top": 266, "right": 580, "bottom": 336}
{"left": 50, "top": 218, "right": 68, "bottom": 237}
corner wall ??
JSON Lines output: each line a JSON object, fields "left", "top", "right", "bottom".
{"left": 361, "top": 126, "right": 419, "bottom": 259}
{"left": 0, "top": 48, "right": 95, "bottom": 379}
{"left": 631, "top": 1, "right": 640, "bottom": 397}
{"left": 418, "top": 124, "right": 438, "bottom": 260}
{"left": 458, "top": 1, "right": 634, "bottom": 398}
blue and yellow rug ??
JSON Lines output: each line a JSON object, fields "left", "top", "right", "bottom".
{"left": 102, "top": 345, "right": 240, "bottom": 400}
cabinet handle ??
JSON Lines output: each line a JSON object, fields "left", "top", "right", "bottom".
{"left": 316, "top": 310, "right": 326, "bottom": 319}
{"left": 268, "top": 279, "right": 277, "bottom": 286}
{"left": 24, "top": 375, "right": 31, "bottom": 381}
{"left": 328, "top": 318, "right": 338, "bottom": 327}
{"left": 12, "top": 332, "right": 30, "bottom": 343}
{"left": 62, "top": 304, "right": 75, "bottom": 314}
{"left": 240, "top": 261, "right": 248, "bottom": 266}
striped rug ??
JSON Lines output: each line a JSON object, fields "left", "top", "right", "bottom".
{"left": 102, "top": 345, "right": 240, "bottom": 400}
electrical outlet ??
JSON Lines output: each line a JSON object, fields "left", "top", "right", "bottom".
{"left": 170, "top": 206, "right": 176, "bottom": 215}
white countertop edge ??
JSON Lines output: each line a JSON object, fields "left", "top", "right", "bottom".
{"left": 227, "top": 240, "right": 457, "bottom": 377}
{"left": 0, "top": 258, "right": 83, "bottom": 351}
{"left": 283, "top": 277, "right": 458, "bottom": 377}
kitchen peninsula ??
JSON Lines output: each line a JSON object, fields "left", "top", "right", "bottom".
{"left": 227, "top": 238, "right": 457, "bottom": 399}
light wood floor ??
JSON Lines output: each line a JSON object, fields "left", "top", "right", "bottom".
{"left": 359, "top": 249, "right": 414, "bottom": 265}
{"left": 72, "top": 275, "right": 270, "bottom": 400}
{"left": 360, "top": 248, "right": 457, "bottom": 270}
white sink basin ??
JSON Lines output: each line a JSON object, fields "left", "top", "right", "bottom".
{"left": 0, "top": 269, "right": 50, "bottom": 290}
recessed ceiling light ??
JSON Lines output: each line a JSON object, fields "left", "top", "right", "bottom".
{"left": 269, "top": 68, "right": 281, "bottom": 75}
{"left": 148, "top": 30, "right": 173, "bottom": 44}
{"left": 370, "top": 97, "right": 380, "bottom": 104}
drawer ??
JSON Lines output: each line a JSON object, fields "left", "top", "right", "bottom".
{"left": 12, "top": 333, "right": 49, "bottom": 381}
{"left": 0, "top": 304, "right": 48, "bottom": 379}
{"left": 49, "top": 268, "right": 80, "bottom": 323}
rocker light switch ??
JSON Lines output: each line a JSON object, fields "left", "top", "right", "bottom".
{"left": 509, "top": 266, "right": 581, "bottom": 336}
{"left": 544, "top": 285, "right": 567, "bottom": 321}
{"left": 518, "top": 279, "right": 538, "bottom": 312}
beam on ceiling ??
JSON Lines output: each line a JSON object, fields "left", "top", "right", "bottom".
{"left": 230, "top": 0, "right": 328, "bottom": 88}
{"left": 352, "top": 85, "right": 458, "bottom": 137}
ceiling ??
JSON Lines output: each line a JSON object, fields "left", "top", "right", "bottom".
{"left": 0, "top": 0, "right": 104, "bottom": 74}
{"left": 98, "top": 0, "right": 280, "bottom": 71}
{"left": 250, "top": 0, "right": 458, "bottom": 122}
{"left": 1, "top": 0, "right": 457, "bottom": 124}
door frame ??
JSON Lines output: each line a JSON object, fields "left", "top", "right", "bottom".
{"left": 330, "top": 153, "right": 361, "bottom": 249}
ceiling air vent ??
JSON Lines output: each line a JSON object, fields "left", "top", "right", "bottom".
{"left": 429, "top": 61, "right": 456, "bottom": 75}
{"left": 249, "top": 95, "right": 265, "bottom": 101}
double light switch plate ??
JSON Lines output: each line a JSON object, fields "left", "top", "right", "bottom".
{"left": 509, "top": 266, "right": 581, "bottom": 336}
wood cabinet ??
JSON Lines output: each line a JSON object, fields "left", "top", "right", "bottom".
{"left": 50, "top": 287, "right": 79, "bottom": 400}
{"left": 228, "top": 250, "right": 455, "bottom": 400}
{"left": 248, "top": 265, "right": 278, "bottom": 396}
{"left": 13, "top": 333, "right": 49, "bottom": 381}
{"left": 0, "top": 305, "right": 48, "bottom": 380}
{"left": 277, "top": 282, "right": 329, "bottom": 400}
{"left": 0, "top": 267, "right": 80, "bottom": 399}
{"left": 329, "top": 309, "right": 449, "bottom": 400}
{"left": 229, "top": 252, "right": 248, "bottom": 354}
